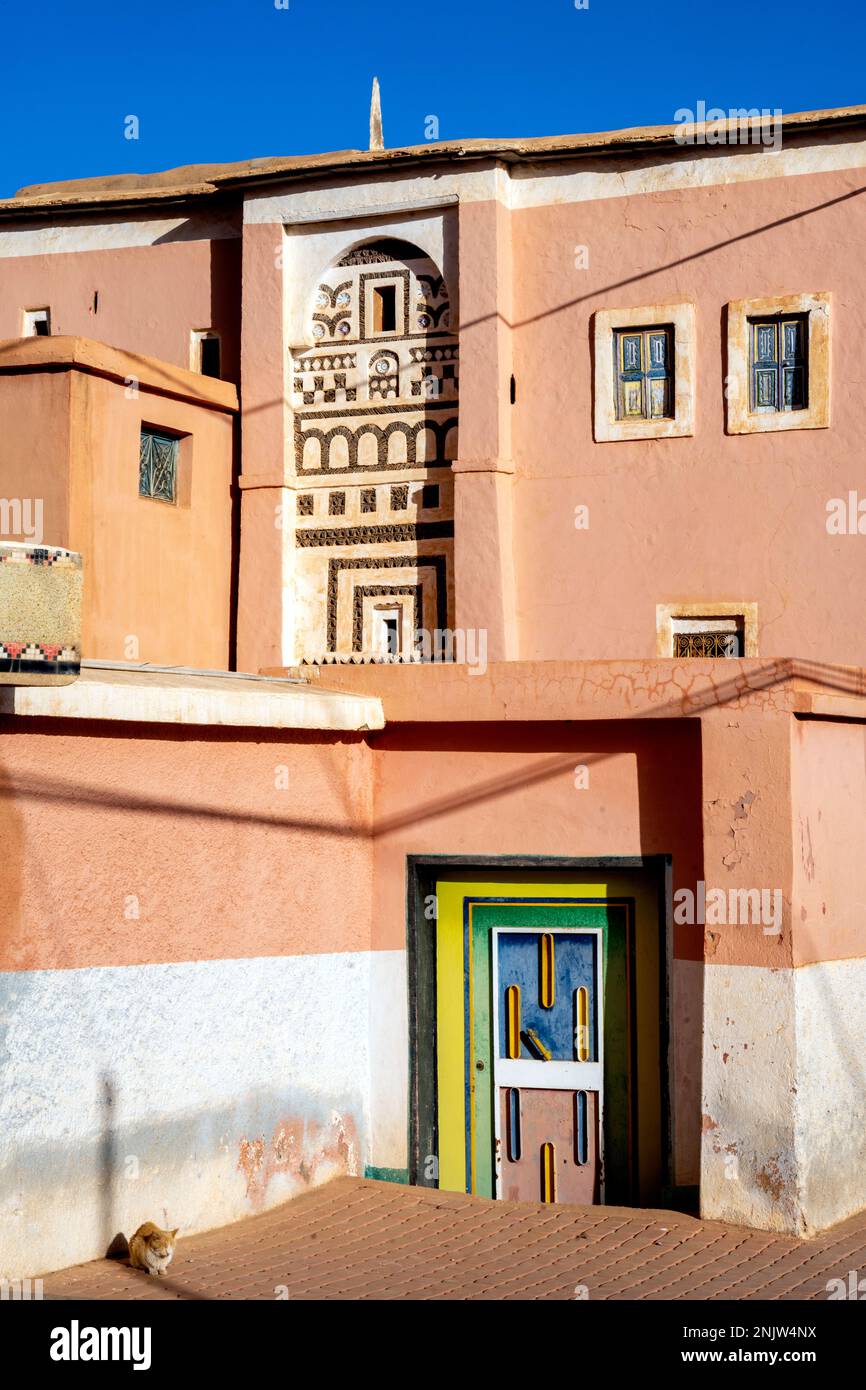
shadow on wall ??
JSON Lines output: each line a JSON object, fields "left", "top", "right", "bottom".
{"left": 0, "top": 1067, "right": 364, "bottom": 1280}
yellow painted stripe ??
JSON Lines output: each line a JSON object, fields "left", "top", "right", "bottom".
{"left": 540, "top": 932, "right": 554, "bottom": 1008}
{"left": 541, "top": 1142, "right": 556, "bottom": 1204}
{"left": 577, "top": 985, "right": 590, "bottom": 1061}
{"left": 435, "top": 883, "right": 469, "bottom": 1194}
{"left": 505, "top": 985, "right": 521, "bottom": 1059}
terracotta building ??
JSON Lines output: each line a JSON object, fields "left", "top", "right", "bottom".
{"left": 1, "top": 104, "right": 866, "bottom": 1278}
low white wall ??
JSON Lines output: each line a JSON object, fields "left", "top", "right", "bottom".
{"left": 0, "top": 952, "right": 372, "bottom": 1280}
{"left": 367, "top": 950, "right": 409, "bottom": 1173}
{"left": 795, "top": 958, "right": 866, "bottom": 1233}
{"left": 701, "top": 959, "right": 866, "bottom": 1235}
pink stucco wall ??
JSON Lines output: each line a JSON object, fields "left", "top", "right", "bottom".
{"left": 370, "top": 719, "right": 702, "bottom": 953}
{"left": 505, "top": 163, "right": 866, "bottom": 664}
{"left": 0, "top": 720, "right": 373, "bottom": 973}
{"left": 0, "top": 236, "right": 241, "bottom": 380}
{"left": 791, "top": 716, "right": 866, "bottom": 967}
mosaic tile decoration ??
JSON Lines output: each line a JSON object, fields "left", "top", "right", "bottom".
{"left": 0, "top": 542, "right": 83, "bottom": 684}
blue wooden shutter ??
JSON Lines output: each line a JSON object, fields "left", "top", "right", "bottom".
{"left": 618, "top": 332, "right": 645, "bottom": 417}
{"left": 615, "top": 327, "right": 673, "bottom": 420}
{"left": 751, "top": 317, "right": 807, "bottom": 413}
{"left": 781, "top": 318, "right": 806, "bottom": 410}
{"left": 646, "top": 329, "right": 671, "bottom": 418}
{"left": 751, "top": 321, "right": 779, "bottom": 411}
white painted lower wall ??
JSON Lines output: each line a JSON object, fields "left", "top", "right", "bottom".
{"left": 0, "top": 952, "right": 380, "bottom": 1280}
{"left": 701, "top": 958, "right": 866, "bottom": 1235}
{"left": 795, "top": 958, "right": 866, "bottom": 1233}
{"left": 367, "top": 950, "right": 409, "bottom": 1172}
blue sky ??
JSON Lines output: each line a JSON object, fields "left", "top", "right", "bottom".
{"left": 1, "top": 0, "right": 862, "bottom": 198}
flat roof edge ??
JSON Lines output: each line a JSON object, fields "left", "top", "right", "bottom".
{"left": 3, "top": 104, "right": 865, "bottom": 218}
{"left": 2, "top": 668, "right": 385, "bottom": 733}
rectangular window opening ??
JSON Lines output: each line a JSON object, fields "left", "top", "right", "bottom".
{"left": 192, "top": 330, "right": 221, "bottom": 379}
{"left": 374, "top": 606, "right": 403, "bottom": 658}
{"left": 672, "top": 616, "right": 745, "bottom": 658}
{"left": 139, "top": 427, "right": 180, "bottom": 504}
{"left": 614, "top": 324, "right": 674, "bottom": 421}
{"left": 23, "top": 308, "right": 51, "bottom": 337}
{"left": 373, "top": 285, "right": 397, "bottom": 333}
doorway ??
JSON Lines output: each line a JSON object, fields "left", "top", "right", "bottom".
{"left": 407, "top": 858, "right": 670, "bottom": 1207}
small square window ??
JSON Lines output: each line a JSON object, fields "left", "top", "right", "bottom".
{"left": 749, "top": 315, "right": 807, "bottom": 413}
{"left": 23, "top": 308, "right": 51, "bottom": 337}
{"left": 614, "top": 326, "right": 674, "bottom": 420}
{"left": 298, "top": 494, "right": 315, "bottom": 517}
{"left": 329, "top": 491, "right": 346, "bottom": 516}
{"left": 139, "top": 428, "right": 179, "bottom": 503}
{"left": 421, "top": 484, "right": 440, "bottom": 510}
{"left": 391, "top": 484, "right": 409, "bottom": 511}
{"left": 361, "top": 488, "right": 377, "bottom": 513}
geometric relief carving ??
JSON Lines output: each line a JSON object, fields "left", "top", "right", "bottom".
{"left": 296, "top": 520, "right": 454, "bottom": 549}
{"left": 326, "top": 554, "right": 449, "bottom": 653}
{"left": 290, "top": 236, "right": 457, "bottom": 662}
{"left": 294, "top": 409, "right": 457, "bottom": 475}
{"left": 351, "top": 583, "right": 423, "bottom": 652}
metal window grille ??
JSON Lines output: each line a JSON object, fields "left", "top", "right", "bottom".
{"left": 139, "top": 430, "right": 179, "bottom": 503}
{"left": 673, "top": 630, "right": 742, "bottom": 658}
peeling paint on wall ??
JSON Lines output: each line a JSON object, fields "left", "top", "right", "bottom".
{"left": 238, "top": 1111, "right": 360, "bottom": 1207}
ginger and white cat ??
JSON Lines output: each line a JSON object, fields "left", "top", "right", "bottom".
{"left": 128, "top": 1222, "right": 178, "bottom": 1277}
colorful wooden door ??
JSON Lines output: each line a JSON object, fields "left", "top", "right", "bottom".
{"left": 492, "top": 927, "right": 603, "bottom": 1203}
{"left": 434, "top": 890, "right": 640, "bottom": 1205}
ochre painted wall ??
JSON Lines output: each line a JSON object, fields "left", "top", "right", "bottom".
{"left": 369, "top": 719, "right": 702, "bottom": 952}
{"left": 68, "top": 371, "right": 235, "bottom": 668}
{"left": 0, "top": 370, "right": 72, "bottom": 543}
{"left": 0, "top": 348, "right": 237, "bottom": 668}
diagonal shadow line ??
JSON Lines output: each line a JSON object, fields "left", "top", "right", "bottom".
{"left": 458, "top": 183, "right": 866, "bottom": 333}
{"left": 1, "top": 660, "right": 862, "bottom": 841}
{"left": 369, "top": 657, "right": 866, "bottom": 836}
{"left": 235, "top": 183, "right": 866, "bottom": 410}
{"left": 0, "top": 773, "right": 364, "bottom": 839}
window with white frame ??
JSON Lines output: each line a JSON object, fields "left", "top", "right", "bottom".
{"left": 594, "top": 302, "right": 695, "bottom": 442}
{"left": 657, "top": 603, "right": 758, "bottom": 658}
{"left": 374, "top": 605, "right": 403, "bottom": 658}
{"left": 23, "top": 308, "right": 51, "bottom": 337}
{"left": 726, "top": 292, "right": 830, "bottom": 434}
{"left": 191, "top": 330, "right": 221, "bottom": 379}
